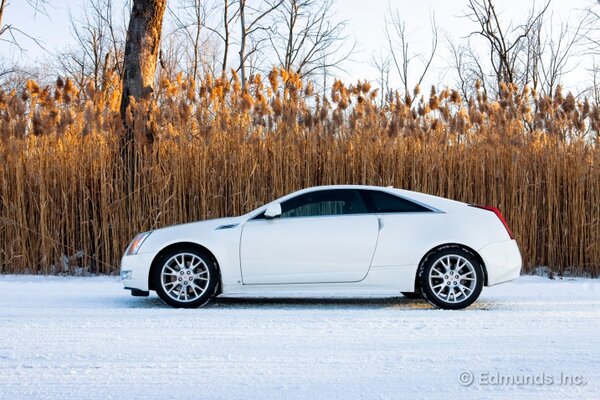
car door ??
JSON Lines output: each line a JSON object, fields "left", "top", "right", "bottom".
{"left": 240, "top": 189, "right": 379, "bottom": 284}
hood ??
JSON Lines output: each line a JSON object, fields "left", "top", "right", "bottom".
{"left": 134, "top": 215, "right": 245, "bottom": 255}
{"left": 151, "top": 216, "right": 244, "bottom": 234}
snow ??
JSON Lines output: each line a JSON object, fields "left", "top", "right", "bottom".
{"left": 0, "top": 275, "right": 598, "bottom": 399}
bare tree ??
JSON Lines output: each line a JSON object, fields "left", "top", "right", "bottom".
{"left": 200, "top": 0, "right": 237, "bottom": 74}
{"left": 0, "top": 59, "right": 39, "bottom": 88}
{"left": 385, "top": 9, "right": 438, "bottom": 105}
{"left": 221, "top": 0, "right": 232, "bottom": 74}
{"left": 537, "top": 15, "right": 588, "bottom": 96}
{"left": 589, "top": 59, "right": 600, "bottom": 104}
{"left": 58, "top": 0, "right": 123, "bottom": 92}
{"left": 371, "top": 50, "right": 391, "bottom": 107}
{"left": 103, "top": 0, "right": 125, "bottom": 77}
{"left": 168, "top": 0, "right": 222, "bottom": 81}
{"left": 464, "top": 0, "right": 550, "bottom": 94}
{"left": 524, "top": 13, "right": 543, "bottom": 92}
{"left": 157, "top": 32, "right": 186, "bottom": 80}
{"left": 446, "top": 31, "right": 492, "bottom": 101}
{"left": 573, "top": 2, "right": 600, "bottom": 98}
{"left": 238, "top": 0, "right": 282, "bottom": 89}
{"left": 120, "top": 0, "right": 167, "bottom": 127}
{"left": 268, "top": 0, "right": 353, "bottom": 79}
{"left": 0, "top": 0, "right": 48, "bottom": 51}
{"left": 118, "top": 0, "right": 167, "bottom": 211}
{"left": 446, "top": 38, "right": 471, "bottom": 104}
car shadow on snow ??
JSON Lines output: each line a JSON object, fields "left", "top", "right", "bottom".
{"left": 209, "top": 296, "right": 433, "bottom": 310}
{"left": 119, "top": 295, "right": 498, "bottom": 310}
{"left": 119, "top": 295, "right": 457, "bottom": 310}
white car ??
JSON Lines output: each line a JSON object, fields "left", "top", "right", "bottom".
{"left": 120, "top": 185, "right": 521, "bottom": 309}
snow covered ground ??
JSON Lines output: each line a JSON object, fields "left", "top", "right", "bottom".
{"left": 0, "top": 275, "right": 598, "bottom": 399}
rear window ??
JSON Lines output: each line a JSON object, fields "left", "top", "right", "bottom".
{"left": 362, "top": 190, "right": 432, "bottom": 213}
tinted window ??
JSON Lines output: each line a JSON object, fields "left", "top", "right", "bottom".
{"left": 279, "top": 189, "right": 367, "bottom": 218}
{"left": 362, "top": 190, "right": 432, "bottom": 213}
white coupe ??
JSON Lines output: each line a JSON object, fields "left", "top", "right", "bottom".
{"left": 120, "top": 185, "right": 521, "bottom": 309}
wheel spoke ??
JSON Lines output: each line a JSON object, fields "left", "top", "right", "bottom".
{"left": 441, "top": 256, "right": 451, "bottom": 271}
{"left": 191, "top": 281, "right": 204, "bottom": 290}
{"left": 166, "top": 283, "right": 179, "bottom": 294}
{"left": 447, "top": 286, "right": 455, "bottom": 302}
{"left": 177, "top": 255, "right": 184, "bottom": 268}
{"left": 164, "top": 265, "right": 178, "bottom": 274}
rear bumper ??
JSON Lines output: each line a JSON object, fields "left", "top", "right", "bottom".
{"left": 478, "top": 239, "right": 522, "bottom": 286}
{"left": 119, "top": 251, "right": 158, "bottom": 292}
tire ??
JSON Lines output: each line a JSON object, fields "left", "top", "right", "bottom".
{"left": 401, "top": 291, "right": 423, "bottom": 300}
{"left": 152, "top": 247, "right": 219, "bottom": 308}
{"left": 418, "top": 247, "right": 484, "bottom": 310}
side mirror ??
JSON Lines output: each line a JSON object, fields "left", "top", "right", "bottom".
{"left": 264, "top": 203, "right": 282, "bottom": 219}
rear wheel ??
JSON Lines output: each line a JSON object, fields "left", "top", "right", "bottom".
{"left": 152, "top": 248, "right": 218, "bottom": 308}
{"left": 419, "top": 247, "right": 483, "bottom": 310}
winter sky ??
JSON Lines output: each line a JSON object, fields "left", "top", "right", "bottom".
{"left": 1, "top": 0, "right": 594, "bottom": 94}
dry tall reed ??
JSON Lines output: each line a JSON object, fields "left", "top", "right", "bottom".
{"left": 0, "top": 70, "right": 598, "bottom": 276}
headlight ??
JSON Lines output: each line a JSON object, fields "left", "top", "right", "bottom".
{"left": 126, "top": 231, "right": 152, "bottom": 255}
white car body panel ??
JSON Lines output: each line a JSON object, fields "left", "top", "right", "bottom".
{"left": 240, "top": 214, "right": 378, "bottom": 284}
{"left": 479, "top": 239, "right": 522, "bottom": 286}
{"left": 120, "top": 185, "right": 522, "bottom": 295}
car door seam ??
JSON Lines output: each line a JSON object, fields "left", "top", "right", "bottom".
{"left": 359, "top": 214, "right": 382, "bottom": 282}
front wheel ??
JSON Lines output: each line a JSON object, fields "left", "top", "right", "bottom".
{"left": 419, "top": 248, "right": 484, "bottom": 310}
{"left": 152, "top": 248, "right": 218, "bottom": 308}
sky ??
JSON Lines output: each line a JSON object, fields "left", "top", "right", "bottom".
{"left": 0, "top": 0, "right": 595, "bottom": 94}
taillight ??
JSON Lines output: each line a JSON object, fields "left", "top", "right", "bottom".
{"left": 469, "top": 205, "right": 514, "bottom": 239}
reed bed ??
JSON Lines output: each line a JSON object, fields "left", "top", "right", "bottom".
{"left": 0, "top": 70, "right": 598, "bottom": 276}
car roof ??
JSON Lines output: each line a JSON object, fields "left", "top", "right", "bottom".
{"left": 291, "top": 184, "right": 396, "bottom": 194}
{"left": 275, "top": 185, "right": 465, "bottom": 212}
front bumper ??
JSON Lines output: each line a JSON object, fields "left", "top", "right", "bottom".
{"left": 478, "top": 239, "right": 522, "bottom": 286}
{"left": 120, "top": 251, "right": 159, "bottom": 292}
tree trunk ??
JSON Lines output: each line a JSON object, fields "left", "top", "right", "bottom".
{"left": 238, "top": 0, "right": 247, "bottom": 90}
{"left": 120, "top": 0, "right": 167, "bottom": 135}
{"left": 119, "top": 0, "right": 166, "bottom": 215}
{"left": 222, "top": 0, "right": 230, "bottom": 74}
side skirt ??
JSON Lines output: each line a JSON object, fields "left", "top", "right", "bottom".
{"left": 221, "top": 265, "right": 418, "bottom": 296}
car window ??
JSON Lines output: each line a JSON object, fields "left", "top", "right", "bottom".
{"left": 279, "top": 189, "right": 367, "bottom": 218}
{"left": 362, "top": 190, "right": 432, "bottom": 213}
